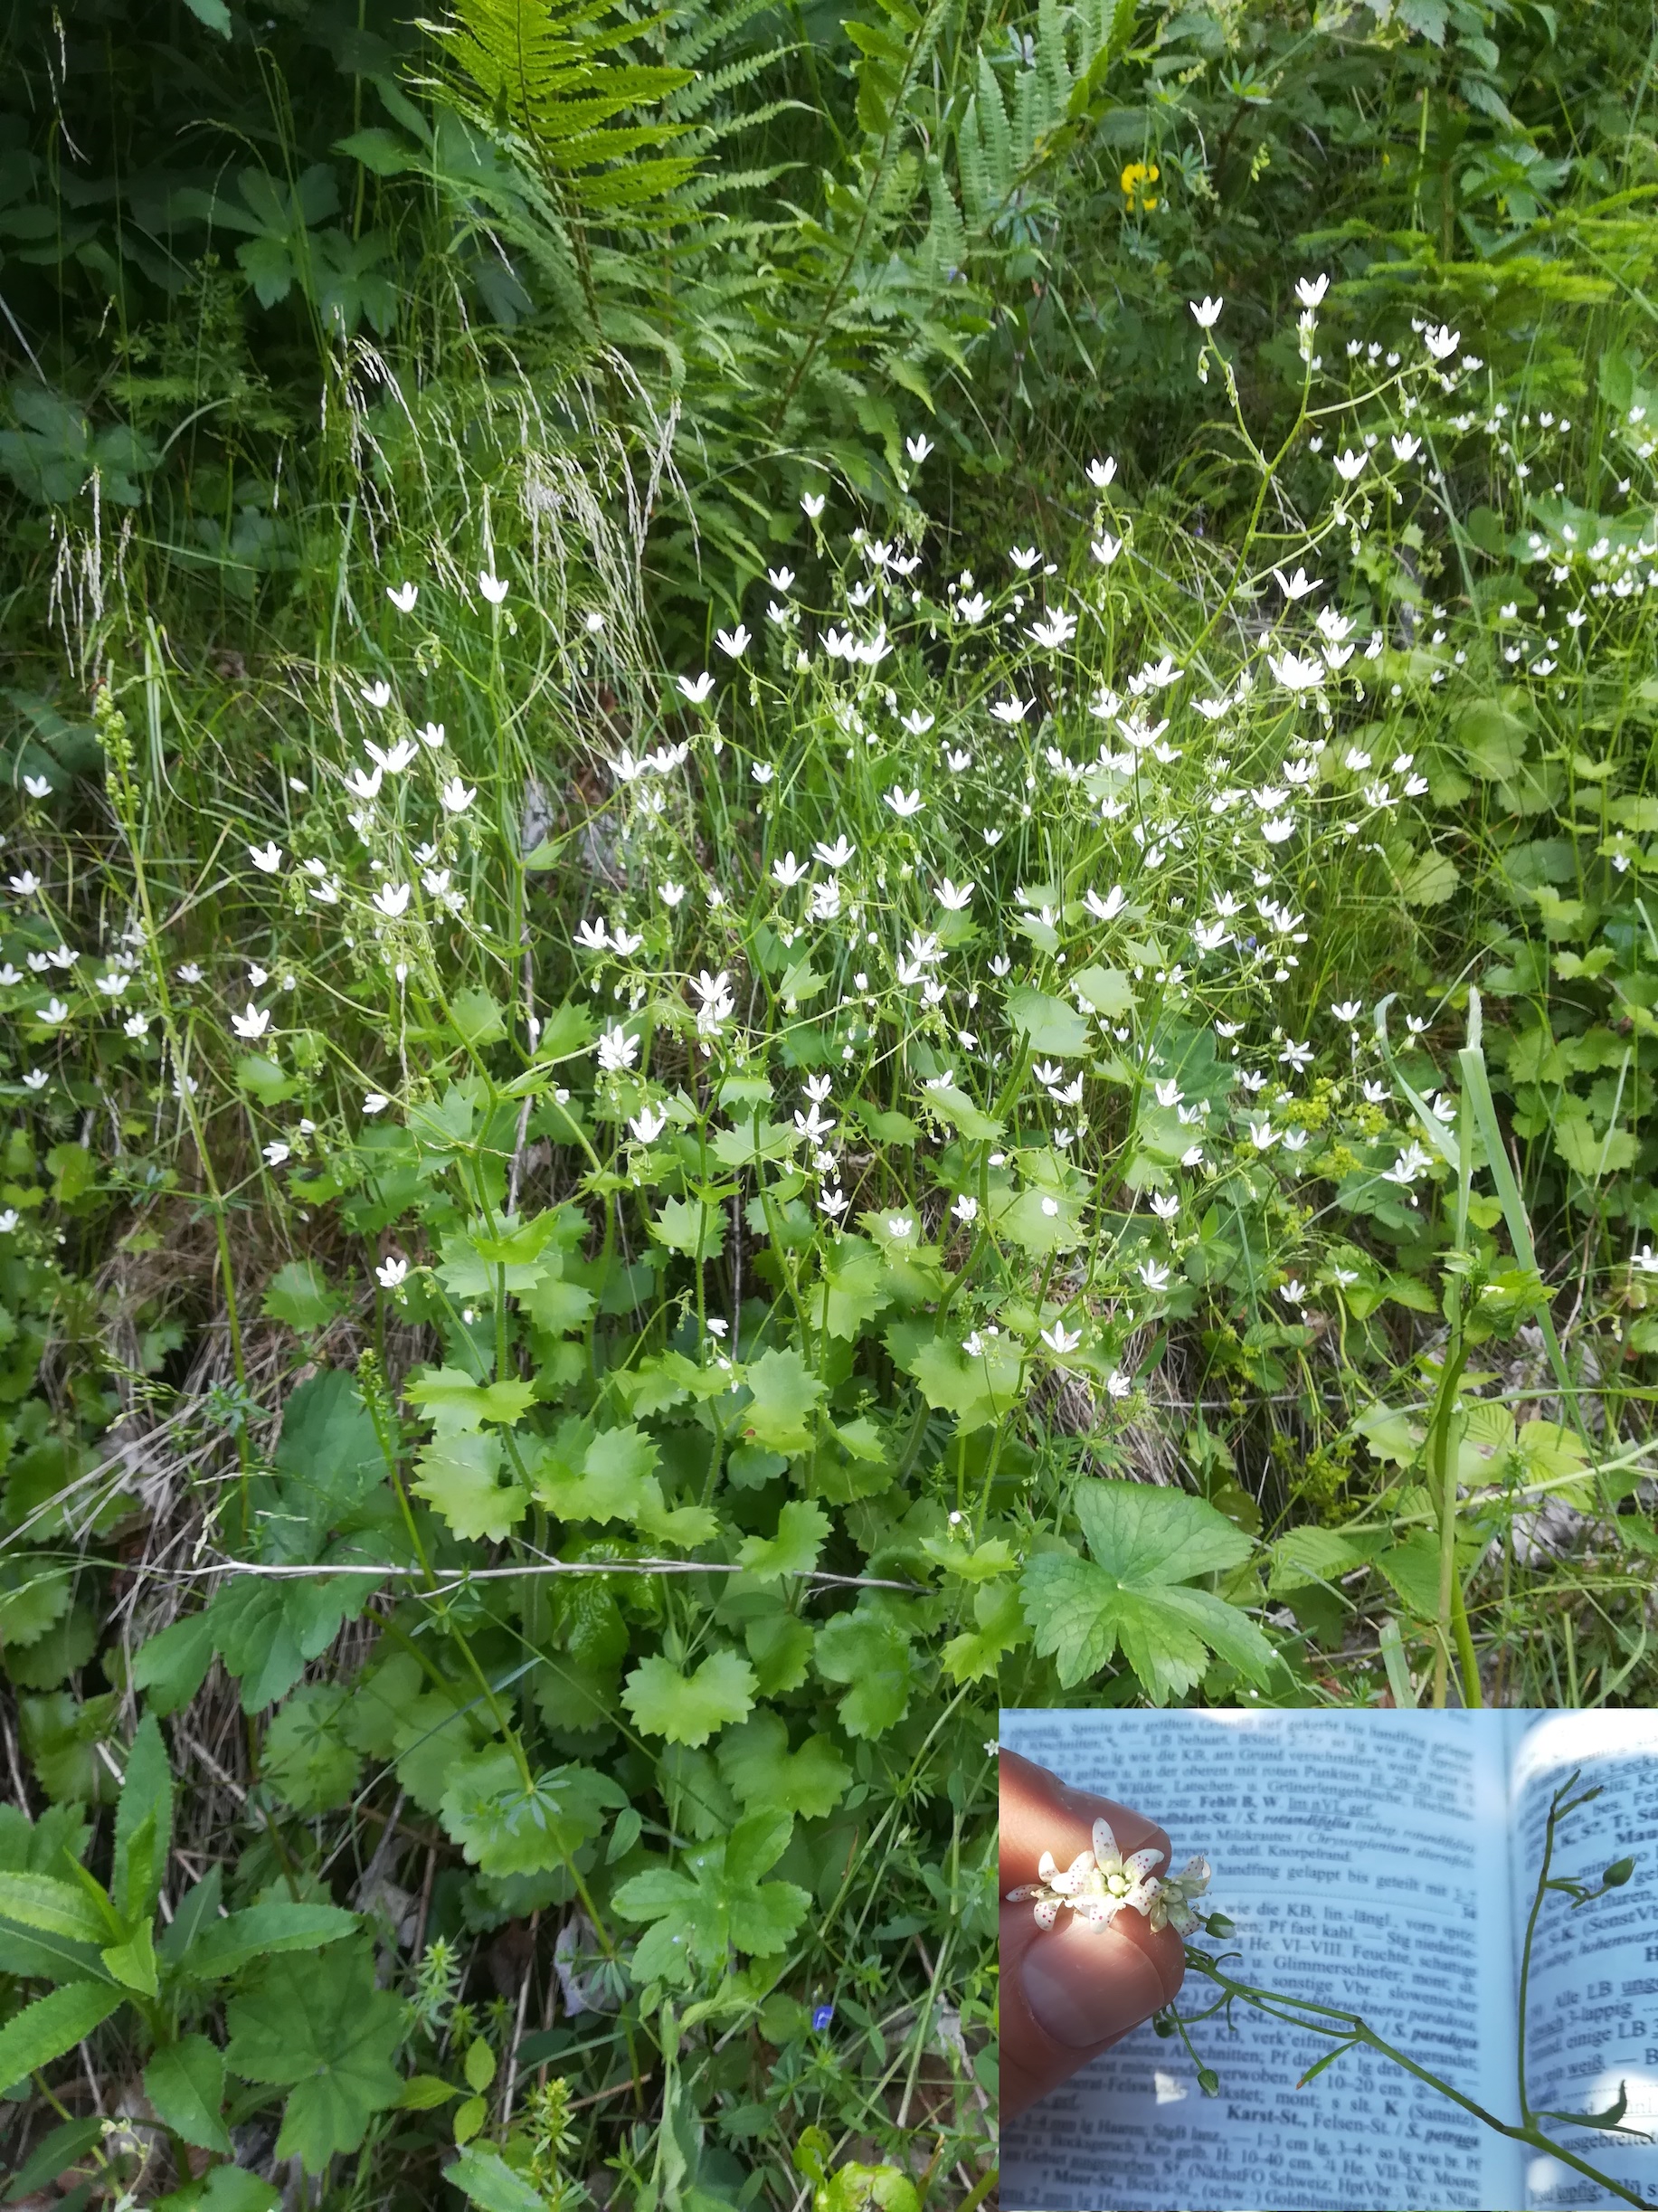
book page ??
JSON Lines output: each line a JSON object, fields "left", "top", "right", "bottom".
{"left": 1509, "top": 1712, "right": 1658, "bottom": 2211}
{"left": 1000, "top": 1710, "right": 1523, "bottom": 2212}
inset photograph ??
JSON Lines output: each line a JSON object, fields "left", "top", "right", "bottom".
{"left": 1000, "top": 1710, "right": 1658, "bottom": 2212}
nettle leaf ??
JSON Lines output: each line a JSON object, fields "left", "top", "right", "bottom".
{"left": 611, "top": 1811, "right": 810, "bottom": 1986}
{"left": 412, "top": 1430, "right": 529, "bottom": 1543}
{"left": 716, "top": 1712, "right": 849, "bottom": 1819}
{"left": 735, "top": 1499, "right": 829, "bottom": 1581}
{"left": 813, "top": 1610, "right": 914, "bottom": 1738}
{"left": 223, "top": 1946, "right": 403, "bottom": 2174}
{"left": 144, "top": 2034, "right": 232, "bottom": 2154}
{"left": 621, "top": 1650, "right": 756, "bottom": 1746}
{"left": 1020, "top": 1481, "right": 1274, "bottom": 1704}
{"left": 440, "top": 1746, "right": 626, "bottom": 1876}
{"left": 741, "top": 1346, "right": 827, "bottom": 1452}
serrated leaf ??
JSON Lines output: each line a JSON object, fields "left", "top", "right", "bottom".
{"left": 439, "top": 1745, "right": 625, "bottom": 1875}
{"left": 1070, "top": 964, "right": 1134, "bottom": 1018}
{"left": 179, "top": 1900, "right": 357, "bottom": 1981}
{"left": 1020, "top": 1482, "right": 1273, "bottom": 1703}
{"left": 735, "top": 1499, "right": 829, "bottom": 1581}
{"left": 621, "top": 1650, "right": 756, "bottom": 1746}
{"left": 650, "top": 1195, "right": 726, "bottom": 1260}
{"left": 715, "top": 1712, "right": 849, "bottom": 1818}
{"left": 412, "top": 1430, "right": 528, "bottom": 1543}
{"left": 612, "top": 1811, "right": 808, "bottom": 1986}
{"left": 145, "top": 2035, "right": 232, "bottom": 2153}
{"left": 444, "top": 2146, "right": 548, "bottom": 2212}
{"left": 813, "top": 1612, "right": 914, "bottom": 1737}
{"left": 262, "top": 1685, "right": 362, "bottom": 1814}
{"left": 741, "top": 1346, "right": 826, "bottom": 1452}
{"left": 0, "top": 1979, "right": 126, "bottom": 2088}
{"left": 261, "top": 1260, "right": 342, "bottom": 1334}
{"left": 941, "top": 1580, "right": 1027, "bottom": 1684}
{"left": 1007, "top": 985, "right": 1090, "bottom": 1056}
{"left": 223, "top": 1947, "right": 403, "bottom": 2174}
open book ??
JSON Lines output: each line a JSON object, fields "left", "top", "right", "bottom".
{"left": 1000, "top": 1710, "right": 1658, "bottom": 2212}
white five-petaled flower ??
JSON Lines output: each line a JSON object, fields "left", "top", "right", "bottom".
{"left": 1138, "top": 1258, "right": 1171, "bottom": 1291}
{"left": 677, "top": 671, "right": 715, "bottom": 706}
{"left": 1189, "top": 295, "right": 1224, "bottom": 329}
{"left": 935, "top": 878, "right": 974, "bottom": 911}
{"left": 1632, "top": 1246, "right": 1658, "bottom": 1276}
{"left": 361, "top": 679, "right": 393, "bottom": 710}
{"left": 1006, "top": 1818, "right": 1166, "bottom": 1932}
{"left": 991, "top": 697, "right": 1030, "bottom": 725}
{"left": 231, "top": 1002, "right": 270, "bottom": 1040}
{"left": 386, "top": 582, "right": 418, "bottom": 612}
{"left": 597, "top": 1023, "right": 640, "bottom": 1072}
{"left": 39, "top": 997, "right": 69, "bottom": 1024}
{"left": 815, "top": 835, "right": 855, "bottom": 869}
{"left": 716, "top": 624, "right": 752, "bottom": 660}
{"left": 1295, "top": 272, "right": 1329, "bottom": 309}
{"left": 1331, "top": 1000, "right": 1361, "bottom": 1023}
{"left": 630, "top": 1104, "right": 668, "bottom": 1144}
{"left": 801, "top": 492, "right": 826, "bottom": 519}
{"left": 263, "top": 1141, "right": 289, "bottom": 1167}
{"left": 478, "top": 571, "right": 508, "bottom": 604}
{"left": 23, "top": 774, "right": 52, "bottom": 799}
{"left": 1423, "top": 323, "right": 1461, "bottom": 361}
{"left": 1087, "top": 455, "right": 1117, "bottom": 489}
{"left": 1041, "top": 1319, "right": 1082, "bottom": 1355}
{"left": 885, "top": 785, "right": 924, "bottom": 819}
{"left": 1383, "top": 1141, "right": 1433, "bottom": 1188}
{"left": 1085, "top": 884, "right": 1126, "bottom": 922}
{"left": 1274, "top": 565, "right": 1321, "bottom": 602}
{"left": 1148, "top": 1856, "right": 1212, "bottom": 1935}
{"left": 419, "top": 721, "right": 446, "bottom": 749}
{"left": 373, "top": 882, "right": 412, "bottom": 919}
{"left": 9, "top": 871, "right": 40, "bottom": 897}
{"left": 905, "top": 432, "right": 933, "bottom": 464}
{"left": 248, "top": 841, "right": 283, "bottom": 874}
{"left": 363, "top": 1092, "right": 390, "bottom": 1115}
{"left": 1333, "top": 448, "right": 1368, "bottom": 483}
{"left": 691, "top": 970, "right": 734, "bottom": 1035}
{"left": 772, "top": 851, "right": 809, "bottom": 888}
{"left": 1280, "top": 1279, "right": 1307, "bottom": 1305}
{"left": 1091, "top": 531, "right": 1122, "bottom": 566}
{"left": 376, "top": 1256, "right": 409, "bottom": 1288}
{"left": 952, "top": 1193, "right": 979, "bottom": 1223}
{"left": 440, "top": 777, "right": 476, "bottom": 814}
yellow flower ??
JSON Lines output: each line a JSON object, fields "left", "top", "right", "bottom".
{"left": 1120, "top": 160, "right": 1160, "bottom": 213}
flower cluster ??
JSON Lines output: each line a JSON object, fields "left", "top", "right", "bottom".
{"left": 1006, "top": 1817, "right": 1214, "bottom": 1937}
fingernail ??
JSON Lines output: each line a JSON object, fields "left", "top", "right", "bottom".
{"left": 1021, "top": 1927, "right": 1169, "bottom": 2049}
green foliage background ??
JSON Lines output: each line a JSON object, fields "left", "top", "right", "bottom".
{"left": 1, "top": 0, "right": 1657, "bottom": 2200}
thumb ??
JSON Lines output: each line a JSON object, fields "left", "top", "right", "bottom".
{"left": 1000, "top": 1750, "right": 1186, "bottom": 2122}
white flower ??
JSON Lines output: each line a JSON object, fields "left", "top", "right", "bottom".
{"left": 772, "top": 851, "right": 809, "bottom": 888}
{"left": 905, "top": 432, "right": 933, "bottom": 464}
{"left": 1279, "top": 1039, "right": 1313, "bottom": 1070}
{"left": 751, "top": 762, "right": 775, "bottom": 786}
{"left": 478, "top": 571, "right": 509, "bottom": 604}
{"left": 1391, "top": 432, "right": 1422, "bottom": 461}
{"left": 1333, "top": 448, "right": 1368, "bottom": 483}
{"left": 819, "top": 1185, "right": 848, "bottom": 1218}
{"left": 386, "top": 582, "right": 419, "bottom": 612}
{"left": 346, "top": 764, "right": 383, "bottom": 801}
{"left": 419, "top": 720, "right": 446, "bottom": 749}
{"left": 1028, "top": 609, "right": 1078, "bottom": 650}
{"left": 1280, "top": 1279, "right": 1307, "bottom": 1305}
{"left": 576, "top": 917, "right": 610, "bottom": 952}
{"left": 1423, "top": 323, "right": 1461, "bottom": 361}
{"left": 1009, "top": 546, "right": 1041, "bottom": 572}
{"left": 810, "top": 880, "right": 840, "bottom": 921}
{"left": 1041, "top": 1319, "right": 1082, "bottom": 1354}
{"left": 263, "top": 1141, "right": 290, "bottom": 1166}
{"left": 801, "top": 492, "right": 827, "bottom": 519}
{"left": 440, "top": 777, "right": 476, "bottom": 814}
{"left": 363, "top": 1091, "right": 390, "bottom": 1115}
{"left": 366, "top": 736, "right": 418, "bottom": 776}
{"left": 1632, "top": 1246, "right": 1658, "bottom": 1276}
{"left": 1106, "top": 1369, "right": 1132, "bottom": 1400}
{"left": 1268, "top": 650, "right": 1325, "bottom": 695}
{"left": 690, "top": 970, "right": 734, "bottom": 1035}
{"left": 902, "top": 709, "right": 935, "bottom": 736}
{"left": 1091, "top": 532, "right": 1122, "bottom": 567}
{"left": 1331, "top": 999, "right": 1361, "bottom": 1023}
{"left": 952, "top": 1193, "right": 979, "bottom": 1223}
{"left": 1189, "top": 295, "right": 1224, "bottom": 329}
{"left": 96, "top": 972, "right": 128, "bottom": 997}
{"left": 768, "top": 565, "right": 795, "bottom": 592}
{"left": 814, "top": 835, "right": 855, "bottom": 869}
{"left": 886, "top": 1216, "right": 914, "bottom": 1240}
{"left": 1137, "top": 1258, "right": 1171, "bottom": 1291}
{"left": 1149, "top": 1856, "right": 1212, "bottom": 1936}
{"left": 376, "top": 1256, "right": 409, "bottom": 1288}
{"left": 231, "top": 1002, "right": 270, "bottom": 1040}
{"left": 1295, "top": 273, "right": 1329, "bottom": 309}
{"left": 361, "top": 679, "right": 393, "bottom": 710}
{"left": 1249, "top": 1120, "right": 1279, "bottom": 1152}
{"left": 630, "top": 1104, "right": 668, "bottom": 1144}
{"left": 1150, "top": 1191, "right": 1180, "bottom": 1221}
{"left": 23, "top": 774, "right": 52, "bottom": 799}
{"left": 1087, "top": 456, "right": 1117, "bottom": 489}
{"left": 22, "top": 1068, "right": 49, "bottom": 1089}
{"left": 1274, "top": 565, "right": 1321, "bottom": 602}
{"left": 611, "top": 924, "right": 643, "bottom": 955}
{"left": 373, "top": 882, "right": 412, "bottom": 918}
{"left": 122, "top": 1015, "right": 149, "bottom": 1040}
{"left": 1005, "top": 1817, "right": 1165, "bottom": 1932}
{"left": 1383, "top": 1141, "right": 1433, "bottom": 1188}
{"left": 597, "top": 1024, "right": 640, "bottom": 1072}
{"left": 248, "top": 840, "right": 283, "bottom": 874}
{"left": 8, "top": 872, "right": 40, "bottom": 897}
{"left": 716, "top": 623, "right": 752, "bottom": 660}
{"left": 935, "top": 878, "right": 974, "bottom": 911}
{"left": 943, "top": 747, "right": 971, "bottom": 774}
{"left": 1153, "top": 1079, "right": 1181, "bottom": 1108}
{"left": 658, "top": 880, "right": 687, "bottom": 908}
{"left": 39, "top": 997, "right": 69, "bottom": 1024}
{"left": 1085, "top": 885, "right": 1126, "bottom": 922}
{"left": 885, "top": 785, "right": 924, "bottom": 819}
{"left": 990, "top": 697, "right": 1030, "bottom": 725}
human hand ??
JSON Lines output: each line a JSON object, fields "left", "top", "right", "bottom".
{"left": 1000, "top": 1747, "right": 1187, "bottom": 2123}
